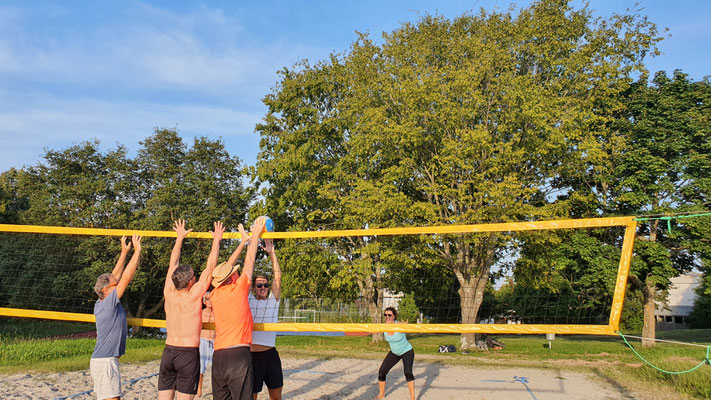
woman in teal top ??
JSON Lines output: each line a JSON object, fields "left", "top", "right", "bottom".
{"left": 377, "top": 307, "right": 416, "bottom": 399}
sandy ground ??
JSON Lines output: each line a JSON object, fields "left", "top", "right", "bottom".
{"left": 0, "top": 356, "right": 640, "bottom": 400}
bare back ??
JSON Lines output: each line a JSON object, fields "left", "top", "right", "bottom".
{"left": 164, "top": 286, "right": 203, "bottom": 347}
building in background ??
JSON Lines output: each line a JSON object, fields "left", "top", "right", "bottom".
{"left": 655, "top": 272, "right": 703, "bottom": 330}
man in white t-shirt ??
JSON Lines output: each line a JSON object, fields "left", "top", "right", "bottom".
{"left": 248, "top": 238, "right": 282, "bottom": 400}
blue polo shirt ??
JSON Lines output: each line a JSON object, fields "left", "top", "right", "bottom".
{"left": 92, "top": 289, "right": 127, "bottom": 358}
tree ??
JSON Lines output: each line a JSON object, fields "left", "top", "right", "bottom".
{"left": 337, "top": 1, "right": 660, "bottom": 349}
{"left": 0, "top": 169, "right": 28, "bottom": 223}
{"left": 254, "top": 59, "right": 417, "bottom": 340}
{"left": 2, "top": 129, "right": 252, "bottom": 324}
{"left": 512, "top": 229, "right": 623, "bottom": 324}
{"left": 254, "top": 60, "right": 360, "bottom": 303}
{"left": 256, "top": 1, "right": 662, "bottom": 349}
{"left": 616, "top": 71, "right": 711, "bottom": 344}
{"left": 687, "top": 274, "right": 711, "bottom": 329}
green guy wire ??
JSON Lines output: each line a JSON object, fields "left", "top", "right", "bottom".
{"left": 634, "top": 212, "right": 711, "bottom": 234}
{"left": 618, "top": 332, "right": 710, "bottom": 375}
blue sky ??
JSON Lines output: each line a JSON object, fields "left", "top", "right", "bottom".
{"left": 1, "top": 0, "right": 709, "bottom": 172}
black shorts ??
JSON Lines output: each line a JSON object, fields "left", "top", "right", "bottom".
{"left": 212, "top": 346, "right": 253, "bottom": 400}
{"left": 158, "top": 345, "right": 200, "bottom": 395}
{"left": 252, "top": 347, "right": 283, "bottom": 392}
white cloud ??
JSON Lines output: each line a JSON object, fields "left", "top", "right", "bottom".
{"left": 0, "top": 90, "right": 264, "bottom": 171}
{"left": 0, "top": 1, "right": 328, "bottom": 172}
{"left": 0, "top": 2, "right": 312, "bottom": 94}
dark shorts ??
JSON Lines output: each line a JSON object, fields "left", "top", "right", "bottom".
{"left": 252, "top": 347, "right": 283, "bottom": 392}
{"left": 158, "top": 345, "right": 200, "bottom": 395}
{"left": 212, "top": 346, "right": 253, "bottom": 400}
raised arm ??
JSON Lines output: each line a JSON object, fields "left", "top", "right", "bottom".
{"left": 262, "top": 239, "right": 281, "bottom": 301}
{"left": 110, "top": 236, "right": 131, "bottom": 281}
{"left": 241, "top": 219, "right": 266, "bottom": 282}
{"left": 192, "top": 221, "right": 225, "bottom": 294}
{"left": 167, "top": 219, "right": 192, "bottom": 289}
{"left": 226, "top": 223, "right": 251, "bottom": 266}
{"left": 116, "top": 235, "right": 142, "bottom": 300}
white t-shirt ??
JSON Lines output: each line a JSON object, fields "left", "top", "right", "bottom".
{"left": 248, "top": 291, "right": 280, "bottom": 347}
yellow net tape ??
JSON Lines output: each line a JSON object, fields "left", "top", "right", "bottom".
{"left": 0, "top": 216, "right": 634, "bottom": 238}
{"left": 0, "top": 216, "right": 638, "bottom": 335}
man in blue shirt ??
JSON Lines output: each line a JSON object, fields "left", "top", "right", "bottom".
{"left": 90, "top": 234, "right": 142, "bottom": 400}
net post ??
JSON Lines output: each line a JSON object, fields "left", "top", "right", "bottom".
{"left": 608, "top": 219, "right": 638, "bottom": 332}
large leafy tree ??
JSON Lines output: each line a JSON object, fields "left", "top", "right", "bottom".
{"left": 256, "top": 0, "right": 661, "bottom": 349}
{"left": 338, "top": 2, "right": 659, "bottom": 349}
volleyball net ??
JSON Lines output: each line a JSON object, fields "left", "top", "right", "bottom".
{"left": 0, "top": 217, "right": 637, "bottom": 335}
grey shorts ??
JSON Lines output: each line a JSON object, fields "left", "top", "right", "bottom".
{"left": 90, "top": 357, "right": 121, "bottom": 399}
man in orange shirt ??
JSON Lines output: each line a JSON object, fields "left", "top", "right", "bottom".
{"left": 210, "top": 218, "right": 265, "bottom": 400}
{"left": 158, "top": 219, "right": 225, "bottom": 400}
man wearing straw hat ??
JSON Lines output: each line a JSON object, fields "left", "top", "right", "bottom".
{"left": 210, "top": 218, "right": 266, "bottom": 400}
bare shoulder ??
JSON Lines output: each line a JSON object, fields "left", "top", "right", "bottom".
{"left": 164, "top": 283, "right": 177, "bottom": 295}
{"left": 188, "top": 284, "right": 208, "bottom": 300}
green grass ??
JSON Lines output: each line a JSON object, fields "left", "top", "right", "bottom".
{"left": 0, "top": 317, "right": 93, "bottom": 340}
{"left": 0, "top": 336, "right": 165, "bottom": 373}
{"left": 0, "top": 318, "right": 165, "bottom": 373}
{"left": 1, "top": 321, "right": 709, "bottom": 398}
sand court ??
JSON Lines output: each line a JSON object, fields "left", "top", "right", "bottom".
{"left": 0, "top": 356, "right": 638, "bottom": 399}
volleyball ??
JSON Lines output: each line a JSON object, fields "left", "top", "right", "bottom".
{"left": 257, "top": 215, "right": 274, "bottom": 232}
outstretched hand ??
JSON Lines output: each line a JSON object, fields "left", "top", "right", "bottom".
{"left": 173, "top": 219, "right": 193, "bottom": 240}
{"left": 120, "top": 236, "right": 131, "bottom": 253}
{"left": 211, "top": 221, "right": 225, "bottom": 240}
{"left": 250, "top": 219, "right": 266, "bottom": 238}
{"left": 261, "top": 238, "right": 275, "bottom": 254}
{"left": 131, "top": 234, "right": 142, "bottom": 252}
{"left": 238, "top": 223, "right": 251, "bottom": 242}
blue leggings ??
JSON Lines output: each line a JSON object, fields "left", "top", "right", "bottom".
{"left": 378, "top": 349, "right": 415, "bottom": 382}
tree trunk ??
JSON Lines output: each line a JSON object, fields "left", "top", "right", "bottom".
{"left": 458, "top": 281, "right": 477, "bottom": 350}
{"left": 641, "top": 219, "right": 659, "bottom": 346}
{"left": 457, "top": 273, "right": 488, "bottom": 350}
{"left": 374, "top": 259, "right": 384, "bottom": 342}
{"left": 355, "top": 249, "right": 384, "bottom": 342}
{"left": 641, "top": 280, "right": 656, "bottom": 347}
{"left": 365, "top": 273, "right": 383, "bottom": 342}
{"left": 452, "top": 238, "right": 494, "bottom": 351}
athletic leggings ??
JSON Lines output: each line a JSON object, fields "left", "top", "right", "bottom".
{"left": 378, "top": 349, "right": 415, "bottom": 382}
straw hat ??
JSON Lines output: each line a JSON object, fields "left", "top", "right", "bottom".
{"left": 212, "top": 261, "right": 237, "bottom": 287}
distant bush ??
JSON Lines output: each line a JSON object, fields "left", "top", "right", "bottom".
{"left": 687, "top": 275, "right": 711, "bottom": 329}
{"left": 397, "top": 293, "right": 420, "bottom": 323}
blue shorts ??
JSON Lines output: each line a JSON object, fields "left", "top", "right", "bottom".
{"left": 199, "top": 338, "right": 214, "bottom": 374}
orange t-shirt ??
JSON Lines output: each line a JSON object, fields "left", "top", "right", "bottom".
{"left": 211, "top": 273, "right": 253, "bottom": 350}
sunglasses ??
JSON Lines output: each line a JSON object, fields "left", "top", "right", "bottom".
{"left": 384, "top": 313, "right": 394, "bottom": 317}
{"left": 255, "top": 283, "right": 270, "bottom": 288}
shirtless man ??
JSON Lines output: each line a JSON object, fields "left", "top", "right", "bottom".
{"left": 210, "top": 218, "right": 265, "bottom": 400}
{"left": 158, "top": 219, "right": 225, "bottom": 400}
{"left": 249, "top": 238, "right": 283, "bottom": 400}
